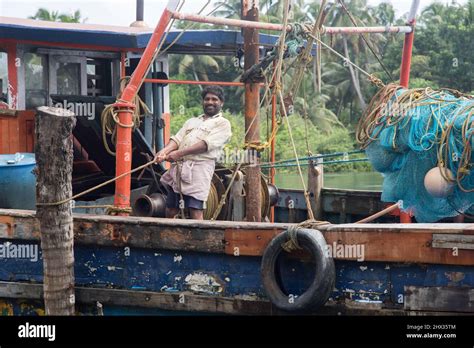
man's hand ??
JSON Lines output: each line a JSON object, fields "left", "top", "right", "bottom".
{"left": 154, "top": 149, "right": 167, "bottom": 163}
{"left": 166, "top": 150, "right": 183, "bottom": 162}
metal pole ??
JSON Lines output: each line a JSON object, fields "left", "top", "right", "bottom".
{"left": 136, "top": 0, "right": 144, "bottom": 22}
{"left": 113, "top": 0, "right": 178, "bottom": 214}
{"left": 243, "top": 0, "right": 261, "bottom": 222}
{"left": 270, "top": 61, "right": 277, "bottom": 223}
{"left": 399, "top": 0, "right": 420, "bottom": 87}
{"left": 144, "top": 78, "right": 256, "bottom": 86}
{"left": 170, "top": 11, "right": 412, "bottom": 34}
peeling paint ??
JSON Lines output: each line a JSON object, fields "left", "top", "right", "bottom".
{"left": 234, "top": 294, "right": 259, "bottom": 301}
{"left": 445, "top": 272, "right": 465, "bottom": 283}
{"left": 107, "top": 266, "right": 123, "bottom": 271}
{"left": 185, "top": 272, "right": 223, "bottom": 295}
{"left": 166, "top": 271, "right": 172, "bottom": 275}
{"left": 359, "top": 266, "right": 368, "bottom": 271}
{"left": 173, "top": 254, "right": 182, "bottom": 263}
{"left": 225, "top": 277, "right": 231, "bottom": 282}
{"left": 84, "top": 261, "right": 97, "bottom": 273}
{"left": 0, "top": 301, "right": 14, "bottom": 315}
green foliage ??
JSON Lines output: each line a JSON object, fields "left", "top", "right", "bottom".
{"left": 166, "top": 0, "right": 472, "bottom": 174}
{"left": 29, "top": 8, "right": 85, "bottom": 23}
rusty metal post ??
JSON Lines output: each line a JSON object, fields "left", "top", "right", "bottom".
{"left": 243, "top": 0, "right": 261, "bottom": 222}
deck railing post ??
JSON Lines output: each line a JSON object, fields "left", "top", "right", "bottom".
{"left": 308, "top": 157, "right": 323, "bottom": 220}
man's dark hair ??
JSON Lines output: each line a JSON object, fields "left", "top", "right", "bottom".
{"left": 201, "top": 85, "right": 225, "bottom": 103}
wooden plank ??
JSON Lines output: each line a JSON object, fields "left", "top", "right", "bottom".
{"left": 0, "top": 118, "right": 9, "bottom": 153}
{"left": 325, "top": 223, "right": 474, "bottom": 234}
{"left": 26, "top": 119, "right": 35, "bottom": 152}
{"left": 75, "top": 221, "right": 226, "bottom": 253}
{"left": 0, "top": 209, "right": 473, "bottom": 264}
{"left": 323, "top": 231, "right": 474, "bottom": 265}
{"left": 18, "top": 110, "right": 27, "bottom": 152}
{"left": 432, "top": 234, "right": 474, "bottom": 250}
{"left": 224, "top": 228, "right": 280, "bottom": 256}
{"left": 0, "top": 215, "right": 14, "bottom": 238}
{"left": 0, "top": 209, "right": 295, "bottom": 230}
{"left": 1, "top": 281, "right": 470, "bottom": 316}
{"left": 8, "top": 115, "right": 19, "bottom": 153}
{"left": 9, "top": 110, "right": 36, "bottom": 153}
{"left": 0, "top": 281, "right": 279, "bottom": 315}
{"left": 405, "top": 286, "right": 474, "bottom": 313}
{"left": 224, "top": 229, "right": 474, "bottom": 265}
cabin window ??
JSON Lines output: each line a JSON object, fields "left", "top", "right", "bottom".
{"left": 24, "top": 53, "right": 48, "bottom": 109}
{"left": 0, "top": 52, "right": 8, "bottom": 103}
{"left": 57, "top": 61, "right": 81, "bottom": 95}
{"left": 87, "top": 58, "right": 113, "bottom": 96}
{"left": 49, "top": 55, "right": 87, "bottom": 96}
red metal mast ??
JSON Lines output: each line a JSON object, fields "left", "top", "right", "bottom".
{"left": 112, "top": 0, "right": 179, "bottom": 214}
{"left": 399, "top": 0, "right": 420, "bottom": 88}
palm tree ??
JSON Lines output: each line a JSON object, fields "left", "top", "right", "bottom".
{"left": 59, "top": 10, "right": 83, "bottom": 23}
{"left": 29, "top": 8, "right": 61, "bottom": 21}
{"left": 29, "top": 8, "right": 85, "bottom": 23}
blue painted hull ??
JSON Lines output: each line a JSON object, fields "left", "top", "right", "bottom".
{"left": 2, "top": 240, "right": 474, "bottom": 315}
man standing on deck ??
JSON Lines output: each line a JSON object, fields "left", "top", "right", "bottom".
{"left": 155, "top": 86, "right": 232, "bottom": 220}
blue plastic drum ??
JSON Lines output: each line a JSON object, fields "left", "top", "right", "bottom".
{"left": 0, "top": 153, "right": 36, "bottom": 210}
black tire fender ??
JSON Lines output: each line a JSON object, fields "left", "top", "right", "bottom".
{"left": 261, "top": 228, "right": 335, "bottom": 312}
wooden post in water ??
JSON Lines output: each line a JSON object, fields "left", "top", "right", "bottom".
{"left": 35, "top": 106, "right": 76, "bottom": 315}
{"left": 308, "top": 157, "right": 324, "bottom": 220}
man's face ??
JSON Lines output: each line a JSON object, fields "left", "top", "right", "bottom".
{"left": 202, "top": 93, "right": 223, "bottom": 116}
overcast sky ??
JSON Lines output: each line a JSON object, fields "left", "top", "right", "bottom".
{"left": 0, "top": 0, "right": 468, "bottom": 27}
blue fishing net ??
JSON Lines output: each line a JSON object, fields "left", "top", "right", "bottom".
{"left": 364, "top": 89, "right": 473, "bottom": 222}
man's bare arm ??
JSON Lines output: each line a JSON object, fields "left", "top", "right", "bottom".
{"left": 166, "top": 141, "right": 207, "bottom": 161}
{"left": 155, "top": 139, "right": 179, "bottom": 163}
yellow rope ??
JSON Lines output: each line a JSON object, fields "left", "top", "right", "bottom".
{"left": 37, "top": 159, "right": 157, "bottom": 207}
{"left": 278, "top": 89, "right": 315, "bottom": 221}
{"left": 210, "top": 163, "right": 243, "bottom": 221}
{"left": 101, "top": 77, "right": 151, "bottom": 156}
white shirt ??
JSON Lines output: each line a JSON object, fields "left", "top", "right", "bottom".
{"left": 170, "top": 113, "right": 232, "bottom": 161}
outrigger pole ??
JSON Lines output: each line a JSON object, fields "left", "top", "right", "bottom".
{"left": 170, "top": 11, "right": 414, "bottom": 34}
{"left": 113, "top": 0, "right": 421, "bottom": 215}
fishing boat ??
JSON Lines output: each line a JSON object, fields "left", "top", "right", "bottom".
{"left": 0, "top": 0, "right": 473, "bottom": 321}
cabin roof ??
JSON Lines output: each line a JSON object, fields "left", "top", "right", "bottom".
{"left": 0, "top": 16, "right": 283, "bottom": 54}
